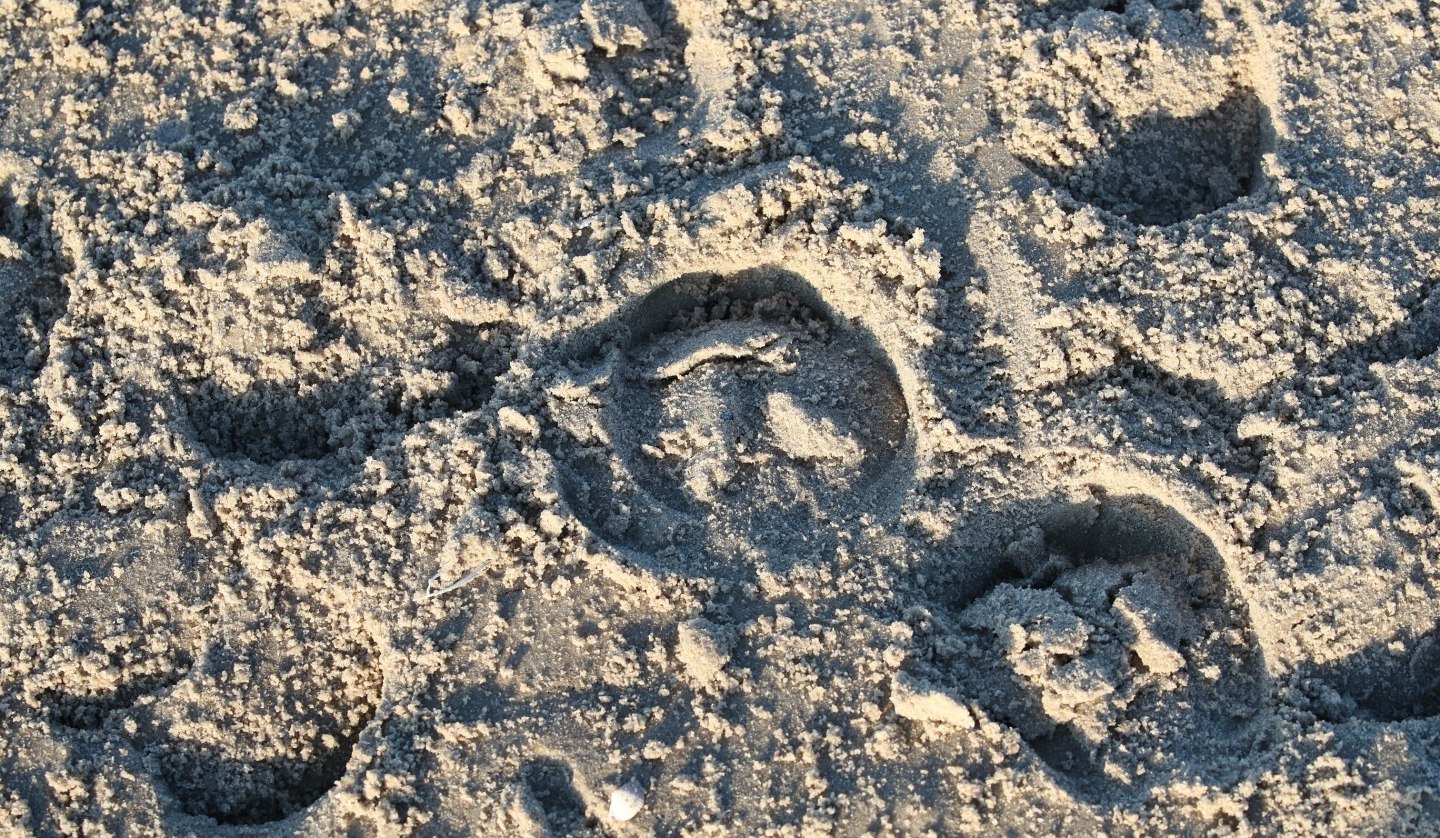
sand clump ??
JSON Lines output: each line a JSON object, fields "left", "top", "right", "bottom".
{"left": 0, "top": 0, "right": 1439, "bottom": 835}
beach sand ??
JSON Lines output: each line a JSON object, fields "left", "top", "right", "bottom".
{"left": 2, "top": 0, "right": 1439, "bottom": 834}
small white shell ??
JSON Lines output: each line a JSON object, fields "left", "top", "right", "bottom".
{"left": 420, "top": 567, "right": 485, "bottom": 601}
{"left": 608, "top": 779, "right": 646, "bottom": 822}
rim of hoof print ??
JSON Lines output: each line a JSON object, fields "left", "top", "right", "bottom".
{"left": 903, "top": 468, "right": 1277, "bottom": 807}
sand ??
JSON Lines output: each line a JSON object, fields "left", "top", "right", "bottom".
{"left": 1, "top": 0, "right": 1438, "bottom": 834}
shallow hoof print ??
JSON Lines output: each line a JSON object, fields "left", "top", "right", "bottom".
{"left": 21, "top": 518, "right": 210, "bottom": 733}
{"left": 549, "top": 267, "right": 913, "bottom": 573}
{"left": 1019, "top": 0, "right": 1200, "bottom": 28}
{"left": 184, "top": 379, "right": 358, "bottom": 465}
{"left": 941, "top": 489, "right": 1269, "bottom": 806}
{"left": 1041, "top": 90, "right": 1269, "bottom": 227}
{"left": 0, "top": 270, "right": 67, "bottom": 388}
{"left": 518, "top": 758, "right": 596, "bottom": 836}
{"left": 180, "top": 317, "right": 511, "bottom": 469}
{"left": 38, "top": 649, "right": 194, "bottom": 732}
{"left": 1318, "top": 626, "right": 1440, "bottom": 723}
{"left": 131, "top": 604, "right": 382, "bottom": 826}
{"left": 618, "top": 270, "right": 909, "bottom": 507}
{"left": 0, "top": 159, "right": 70, "bottom": 389}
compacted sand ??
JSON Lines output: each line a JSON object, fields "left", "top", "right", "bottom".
{"left": 2, "top": 0, "right": 1439, "bottom": 835}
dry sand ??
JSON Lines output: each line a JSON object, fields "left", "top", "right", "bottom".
{"left": 1, "top": 0, "right": 1439, "bottom": 834}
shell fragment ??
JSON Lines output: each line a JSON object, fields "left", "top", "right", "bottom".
{"left": 608, "top": 778, "right": 646, "bottom": 822}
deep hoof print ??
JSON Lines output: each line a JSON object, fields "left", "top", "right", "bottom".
{"left": 181, "top": 319, "right": 509, "bottom": 467}
{"left": 130, "top": 604, "right": 382, "bottom": 825}
{"left": 935, "top": 490, "right": 1268, "bottom": 805}
{"left": 426, "top": 321, "right": 513, "bottom": 414}
{"left": 552, "top": 267, "right": 912, "bottom": 573}
{"left": 185, "top": 378, "right": 374, "bottom": 464}
{"left": 1036, "top": 90, "right": 1268, "bottom": 226}
{"left": 991, "top": 0, "right": 1269, "bottom": 229}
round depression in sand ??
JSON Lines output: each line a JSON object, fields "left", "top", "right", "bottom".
{"left": 607, "top": 269, "right": 910, "bottom": 517}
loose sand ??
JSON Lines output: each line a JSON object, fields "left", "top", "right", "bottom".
{"left": 2, "top": 0, "right": 1439, "bottom": 835}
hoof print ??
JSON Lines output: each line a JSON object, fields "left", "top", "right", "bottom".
{"left": 1038, "top": 90, "right": 1268, "bottom": 226}
{"left": 940, "top": 490, "right": 1267, "bottom": 804}
{"left": 1023, "top": 0, "right": 1126, "bottom": 27}
{"left": 1022, "top": 0, "right": 1199, "bottom": 28}
{"left": 427, "top": 320, "right": 510, "bottom": 415}
{"left": 184, "top": 378, "right": 364, "bottom": 465}
{"left": 618, "top": 270, "right": 908, "bottom": 509}
{"left": 27, "top": 523, "right": 205, "bottom": 732}
{"left": 520, "top": 758, "right": 595, "bottom": 835}
{"left": 133, "top": 607, "right": 381, "bottom": 825}
{"left": 40, "top": 649, "right": 193, "bottom": 731}
{"left": 552, "top": 267, "right": 911, "bottom": 571}
{"left": 1326, "top": 625, "right": 1440, "bottom": 722}
{"left": 39, "top": 639, "right": 195, "bottom": 731}
{"left": 182, "top": 319, "right": 509, "bottom": 466}
{"left": 0, "top": 270, "right": 66, "bottom": 386}
{"left": 0, "top": 161, "right": 69, "bottom": 388}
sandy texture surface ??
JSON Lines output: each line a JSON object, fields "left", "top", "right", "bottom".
{"left": 1, "top": 0, "right": 1439, "bottom": 834}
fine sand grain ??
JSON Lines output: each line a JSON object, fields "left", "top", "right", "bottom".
{"left": 2, "top": 0, "right": 1440, "bottom": 835}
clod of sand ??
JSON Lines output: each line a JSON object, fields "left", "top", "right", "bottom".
{"left": 675, "top": 618, "right": 733, "bottom": 684}
{"left": 646, "top": 321, "right": 786, "bottom": 381}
